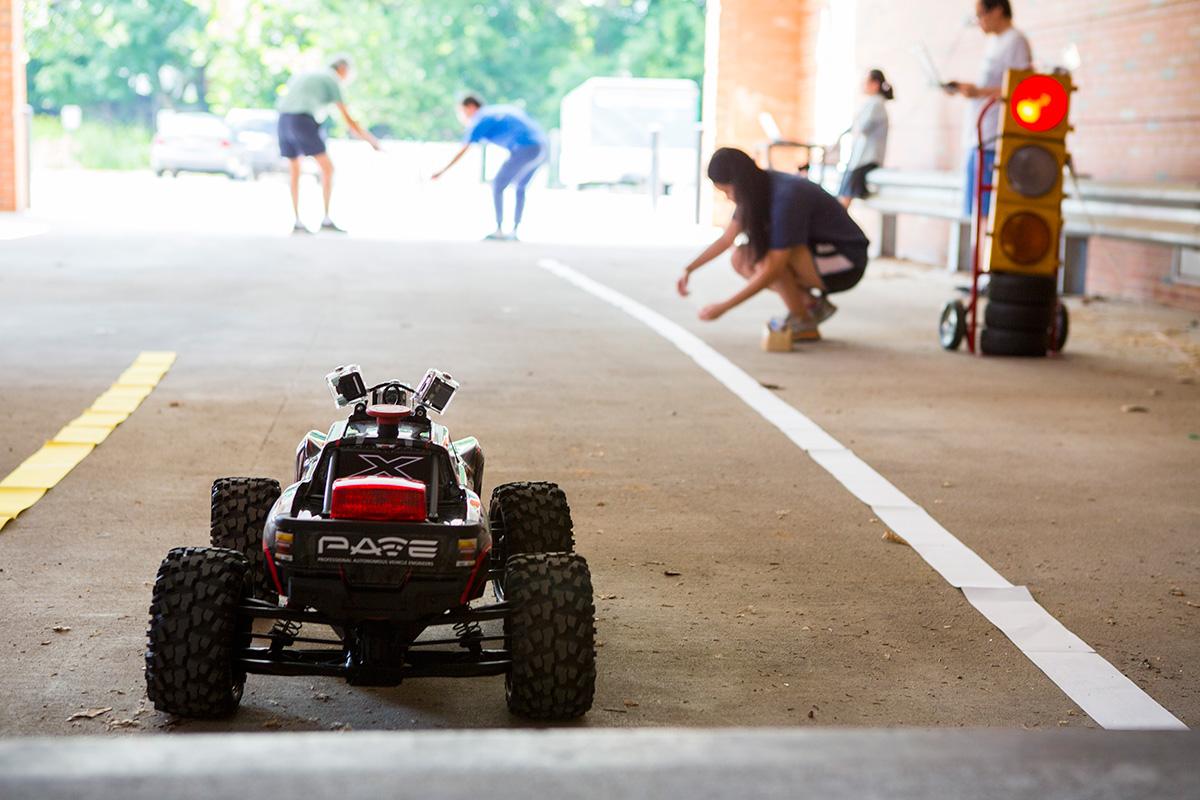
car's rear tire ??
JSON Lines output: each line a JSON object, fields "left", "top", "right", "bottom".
{"left": 211, "top": 477, "right": 280, "bottom": 598}
{"left": 489, "top": 481, "right": 574, "bottom": 556}
{"left": 145, "top": 547, "right": 250, "bottom": 718}
{"left": 504, "top": 553, "right": 595, "bottom": 721}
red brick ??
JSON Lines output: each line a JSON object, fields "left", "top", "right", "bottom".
{"left": 0, "top": 0, "right": 27, "bottom": 211}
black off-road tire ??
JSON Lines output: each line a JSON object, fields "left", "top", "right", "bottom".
{"left": 984, "top": 300, "right": 1055, "bottom": 333}
{"left": 490, "top": 481, "right": 574, "bottom": 556}
{"left": 986, "top": 272, "right": 1057, "bottom": 307}
{"left": 211, "top": 477, "right": 280, "bottom": 597}
{"left": 145, "top": 547, "right": 250, "bottom": 718}
{"left": 980, "top": 327, "right": 1048, "bottom": 357}
{"left": 504, "top": 553, "right": 596, "bottom": 721}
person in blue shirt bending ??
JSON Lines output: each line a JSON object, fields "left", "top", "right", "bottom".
{"left": 432, "top": 96, "right": 548, "bottom": 240}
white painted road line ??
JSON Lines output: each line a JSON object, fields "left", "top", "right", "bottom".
{"left": 538, "top": 257, "right": 1186, "bottom": 731}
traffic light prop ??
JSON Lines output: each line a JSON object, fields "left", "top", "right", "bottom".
{"left": 986, "top": 70, "right": 1074, "bottom": 277}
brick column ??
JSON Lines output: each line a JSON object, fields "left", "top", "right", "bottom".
{"left": 701, "top": 0, "right": 819, "bottom": 221}
{"left": 703, "top": 0, "right": 820, "bottom": 161}
{"left": 0, "top": 0, "right": 28, "bottom": 212}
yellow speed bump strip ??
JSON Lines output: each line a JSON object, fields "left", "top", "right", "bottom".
{"left": 0, "top": 351, "right": 175, "bottom": 532}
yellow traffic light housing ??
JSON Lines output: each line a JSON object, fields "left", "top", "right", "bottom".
{"left": 987, "top": 69, "right": 1074, "bottom": 276}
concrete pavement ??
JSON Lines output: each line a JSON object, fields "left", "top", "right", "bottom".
{"left": 3, "top": 729, "right": 1198, "bottom": 799}
{"left": 0, "top": 200, "right": 1197, "bottom": 734}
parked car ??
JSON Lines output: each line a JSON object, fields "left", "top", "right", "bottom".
{"left": 151, "top": 111, "right": 250, "bottom": 179}
{"left": 226, "top": 108, "right": 287, "bottom": 179}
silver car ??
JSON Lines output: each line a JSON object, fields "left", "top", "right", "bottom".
{"left": 151, "top": 112, "right": 250, "bottom": 179}
{"left": 226, "top": 108, "right": 287, "bottom": 179}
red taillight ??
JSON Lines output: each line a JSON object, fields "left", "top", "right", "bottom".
{"left": 330, "top": 476, "right": 426, "bottom": 522}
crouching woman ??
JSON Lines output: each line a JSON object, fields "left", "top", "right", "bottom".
{"left": 677, "top": 147, "right": 870, "bottom": 340}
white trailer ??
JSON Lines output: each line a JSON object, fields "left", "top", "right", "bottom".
{"left": 558, "top": 77, "right": 700, "bottom": 191}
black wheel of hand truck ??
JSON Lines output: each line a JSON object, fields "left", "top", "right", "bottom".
{"left": 1049, "top": 302, "right": 1069, "bottom": 352}
{"left": 210, "top": 477, "right": 280, "bottom": 599}
{"left": 145, "top": 547, "right": 251, "bottom": 718}
{"left": 504, "top": 552, "right": 596, "bottom": 721}
{"left": 939, "top": 300, "right": 966, "bottom": 351}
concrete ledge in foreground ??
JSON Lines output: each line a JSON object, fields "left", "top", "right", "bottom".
{"left": 1, "top": 728, "right": 1197, "bottom": 800}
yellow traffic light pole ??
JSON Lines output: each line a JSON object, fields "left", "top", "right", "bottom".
{"left": 939, "top": 69, "right": 1074, "bottom": 357}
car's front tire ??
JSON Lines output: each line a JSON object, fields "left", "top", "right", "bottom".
{"left": 211, "top": 476, "right": 280, "bottom": 598}
{"left": 145, "top": 547, "right": 250, "bottom": 718}
{"left": 489, "top": 481, "right": 574, "bottom": 556}
{"left": 504, "top": 552, "right": 595, "bottom": 721}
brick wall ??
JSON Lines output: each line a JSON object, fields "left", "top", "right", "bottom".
{"left": 0, "top": 0, "right": 28, "bottom": 212}
{"left": 705, "top": 0, "right": 818, "bottom": 154}
{"left": 703, "top": 0, "right": 821, "bottom": 218}
{"left": 706, "top": 0, "right": 1200, "bottom": 310}
{"left": 859, "top": 0, "right": 1200, "bottom": 309}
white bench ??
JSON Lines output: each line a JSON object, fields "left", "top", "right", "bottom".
{"left": 861, "top": 169, "right": 1200, "bottom": 293}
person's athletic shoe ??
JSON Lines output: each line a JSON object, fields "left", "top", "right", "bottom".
{"left": 810, "top": 295, "right": 838, "bottom": 325}
{"left": 772, "top": 312, "right": 821, "bottom": 342}
{"left": 483, "top": 230, "right": 509, "bottom": 241}
{"left": 320, "top": 218, "right": 347, "bottom": 233}
{"left": 291, "top": 221, "right": 311, "bottom": 235}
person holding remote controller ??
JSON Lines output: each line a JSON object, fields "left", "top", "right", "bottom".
{"left": 943, "top": 0, "right": 1032, "bottom": 218}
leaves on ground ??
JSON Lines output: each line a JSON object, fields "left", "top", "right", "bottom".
{"left": 66, "top": 707, "right": 112, "bottom": 721}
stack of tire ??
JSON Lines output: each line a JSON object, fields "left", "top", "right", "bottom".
{"left": 982, "top": 272, "right": 1067, "bottom": 357}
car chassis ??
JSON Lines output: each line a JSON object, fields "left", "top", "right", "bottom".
{"left": 146, "top": 366, "right": 594, "bottom": 720}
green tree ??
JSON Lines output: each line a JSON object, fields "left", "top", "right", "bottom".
{"left": 26, "top": 0, "right": 707, "bottom": 139}
{"left": 25, "top": 0, "right": 209, "bottom": 124}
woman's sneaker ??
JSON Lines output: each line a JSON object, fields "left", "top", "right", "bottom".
{"left": 811, "top": 295, "right": 838, "bottom": 324}
{"left": 771, "top": 312, "right": 821, "bottom": 342}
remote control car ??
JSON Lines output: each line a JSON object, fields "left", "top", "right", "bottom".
{"left": 145, "top": 366, "right": 595, "bottom": 720}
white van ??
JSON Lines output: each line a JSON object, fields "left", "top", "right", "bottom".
{"left": 558, "top": 77, "right": 700, "bottom": 191}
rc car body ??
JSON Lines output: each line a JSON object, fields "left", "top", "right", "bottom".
{"left": 146, "top": 366, "right": 595, "bottom": 720}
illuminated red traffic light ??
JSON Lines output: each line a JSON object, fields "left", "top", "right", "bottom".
{"left": 1009, "top": 75, "right": 1069, "bottom": 133}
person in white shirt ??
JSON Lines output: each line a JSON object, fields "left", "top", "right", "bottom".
{"left": 945, "top": 0, "right": 1032, "bottom": 217}
{"left": 837, "top": 69, "right": 893, "bottom": 209}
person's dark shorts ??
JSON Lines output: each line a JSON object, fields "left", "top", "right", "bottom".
{"left": 812, "top": 241, "right": 868, "bottom": 294}
{"left": 277, "top": 113, "right": 326, "bottom": 159}
{"left": 837, "top": 162, "right": 878, "bottom": 200}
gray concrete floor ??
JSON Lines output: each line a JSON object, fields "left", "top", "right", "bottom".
{"left": 4, "top": 729, "right": 1199, "bottom": 800}
{"left": 0, "top": 220, "right": 1197, "bottom": 735}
